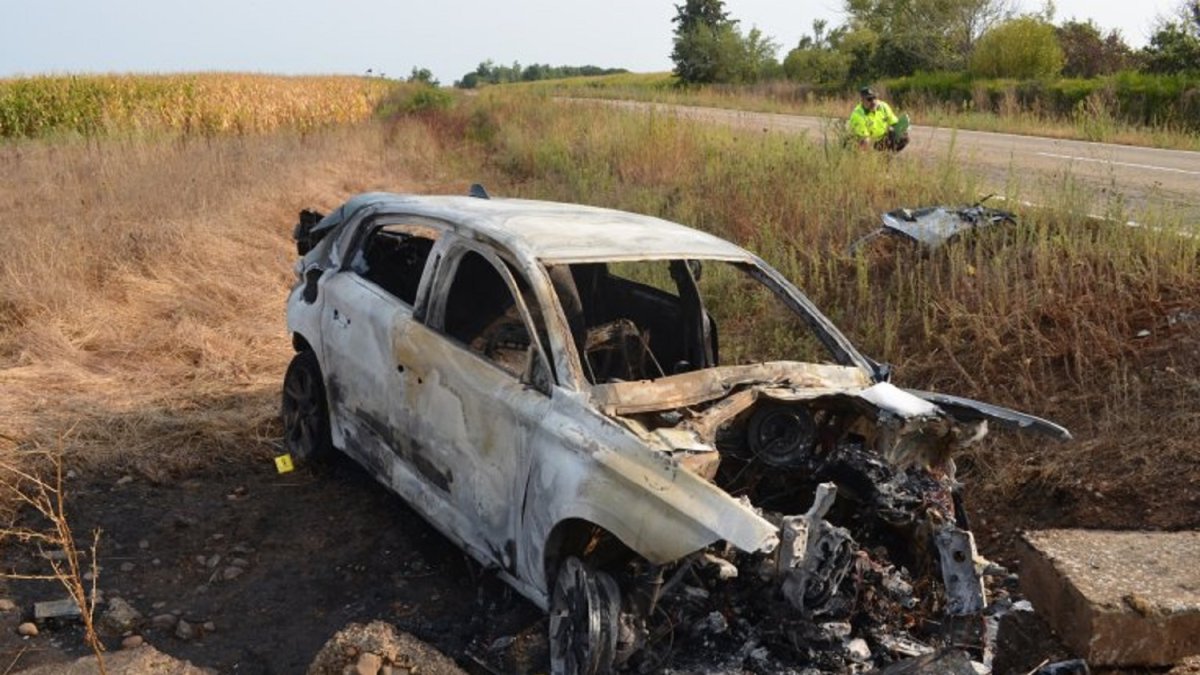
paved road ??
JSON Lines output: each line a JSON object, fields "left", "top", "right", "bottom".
{"left": 589, "top": 99, "right": 1200, "bottom": 220}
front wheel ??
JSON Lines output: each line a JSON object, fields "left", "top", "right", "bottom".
{"left": 281, "top": 350, "right": 333, "bottom": 464}
{"left": 549, "top": 557, "right": 621, "bottom": 675}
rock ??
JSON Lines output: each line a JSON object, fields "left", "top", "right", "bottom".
{"left": 205, "top": 554, "right": 221, "bottom": 568}
{"left": 18, "top": 622, "right": 38, "bottom": 637}
{"left": 693, "top": 611, "right": 728, "bottom": 636}
{"left": 307, "top": 621, "right": 465, "bottom": 675}
{"left": 152, "top": 601, "right": 167, "bottom": 609}
{"left": 846, "top": 637, "right": 871, "bottom": 662}
{"left": 231, "top": 558, "right": 251, "bottom": 568}
{"left": 355, "top": 653, "right": 383, "bottom": 675}
{"left": 34, "top": 598, "right": 82, "bottom": 621}
{"left": 203, "top": 621, "right": 216, "bottom": 632}
{"left": 0, "top": 598, "right": 16, "bottom": 612}
{"left": 1020, "top": 530, "right": 1200, "bottom": 667}
{"left": 488, "top": 636, "right": 515, "bottom": 652}
{"left": 152, "top": 613, "right": 178, "bottom": 630}
{"left": 138, "top": 539, "right": 150, "bottom": 550}
{"left": 1169, "top": 655, "right": 1200, "bottom": 675}
{"left": 991, "top": 600, "right": 1071, "bottom": 674}
{"left": 175, "top": 619, "right": 195, "bottom": 640}
{"left": 222, "top": 566, "right": 244, "bottom": 581}
{"left": 122, "top": 635, "right": 145, "bottom": 649}
{"left": 100, "top": 597, "right": 143, "bottom": 636}
{"left": 879, "top": 650, "right": 977, "bottom": 674}
{"left": 19, "top": 644, "right": 209, "bottom": 674}
{"left": 116, "top": 475, "right": 134, "bottom": 485}
{"left": 120, "top": 562, "right": 136, "bottom": 573}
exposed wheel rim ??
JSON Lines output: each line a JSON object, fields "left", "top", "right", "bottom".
{"left": 282, "top": 360, "right": 322, "bottom": 460}
{"left": 550, "top": 558, "right": 619, "bottom": 675}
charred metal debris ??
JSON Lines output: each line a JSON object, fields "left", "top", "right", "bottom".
{"left": 563, "top": 377, "right": 1064, "bottom": 673}
{"left": 850, "top": 198, "right": 1018, "bottom": 254}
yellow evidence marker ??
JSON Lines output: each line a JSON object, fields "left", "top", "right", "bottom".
{"left": 274, "top": 453, "right": 295, "bottom": 474}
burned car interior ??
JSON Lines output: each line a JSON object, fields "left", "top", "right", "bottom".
{"left": 287, "top": 193, "right": 1074, "bottom": 673}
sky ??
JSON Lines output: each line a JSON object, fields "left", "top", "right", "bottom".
{"left": 1, "top": 0, "right": 1183, "bottom": 85}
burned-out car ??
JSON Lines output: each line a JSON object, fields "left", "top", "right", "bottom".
{"left": 283, "top": 190, "right": 1070, "bottom": 673}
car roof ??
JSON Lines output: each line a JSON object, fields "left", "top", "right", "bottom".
{"left": 348, "top": 193, "right": 753, "bottom": 263}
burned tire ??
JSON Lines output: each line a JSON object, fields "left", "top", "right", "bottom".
{"left": 549, "top": 557, "right": 621, "bottom": 675}
{"left": 281, "top": 350, "right": 333, "bottom": 464}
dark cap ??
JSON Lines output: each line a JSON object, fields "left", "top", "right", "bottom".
{"left": 859, "top": 86, "right": 877, "bottom": 99}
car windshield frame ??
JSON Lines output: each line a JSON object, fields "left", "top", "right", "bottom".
{"left": 534, "top": 254, "right": 877, "bottom": 391}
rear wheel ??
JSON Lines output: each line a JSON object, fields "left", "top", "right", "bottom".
{"left": 281, "top": 350, "right": 333, "bottom": 463}
{"left": 549, "top": 557, "right": 621, "bottom": 675}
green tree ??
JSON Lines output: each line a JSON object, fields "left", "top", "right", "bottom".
{"left": 1141, "top": 1, "right": 1200, "bottom": 73}
{"left": 1056, "top": 20, "right": 1132, "bottom": 77}
{"left": 845, "top": 0, "right": 1012, "bottom": 76}
{"left": 670, "top": 0, "right": 780, "bottom": 84}
{"left": 970, "top": 16, "right": 1064, "bottom": 78}
{"left": 783, "top": 20, "right": 853, "bottom": 84}
{"left": 671, "top": 0, "right": 735, "bottom": 83}
{"left": 407, "top": 67, "right": 439, "bottom": 87}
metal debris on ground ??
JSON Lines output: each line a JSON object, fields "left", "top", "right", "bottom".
{"left": 850, "top": 197, "right": 1018, "bottom": 253}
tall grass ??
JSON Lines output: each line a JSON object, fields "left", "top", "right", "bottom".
{"left": 0, "top": 73, "right": 400, "bottom": 139}
{"left": 412, "top": 91, "right": 1200, "bottom": 528}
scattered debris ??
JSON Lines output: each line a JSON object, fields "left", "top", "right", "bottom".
{"left": 122, "top": 635, "right": 145, "bottom": 649}
{"left": 0, "top": 598, "right": 16, "bottom": 612}
{"left": 18, "top": 621, "right": 39, "bottom": 637}
{"left": 851, "top": 197, "right": 1018, "bottom": 253}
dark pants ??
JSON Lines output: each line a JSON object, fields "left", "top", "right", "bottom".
{"left": 874, "top": 127, "right": 909, "bottom": 152}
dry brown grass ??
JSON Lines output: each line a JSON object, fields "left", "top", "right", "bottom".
{"left": 0, "top": 118, "right": 456, "bottom": 480}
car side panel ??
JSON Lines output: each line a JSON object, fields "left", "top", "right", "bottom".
{"left": 513, "top": 397, "right": 782, "bottom": 609}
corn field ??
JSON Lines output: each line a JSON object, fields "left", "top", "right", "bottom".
{"left": 0, "top": 73, "right": 398, "bottom": 138}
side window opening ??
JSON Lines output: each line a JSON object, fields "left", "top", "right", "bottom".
{"left": 443, "top": 251, "right": 531, "bottom": 377}
{"left": 358, "top": 226, "right": 437, "bottom": 305}
{"left": 548, "top": 261, "right": 709, "bottom": 384}
{"left": 547, "top": 259, "right": 839, "bottom": 384}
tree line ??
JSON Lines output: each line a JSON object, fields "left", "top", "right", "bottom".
{"left": 670, "top": 0, "right": 1200, "bottom": 86}
{"left": 453, "top": 61, "right": 629, "bottom": 89}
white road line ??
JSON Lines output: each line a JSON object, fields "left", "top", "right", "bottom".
{"left": 1035, "top": 152, "right": 1200, "bottom": 176}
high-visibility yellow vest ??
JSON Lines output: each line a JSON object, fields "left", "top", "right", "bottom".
{"left": 848, "top": 101, "right": 899, "bottom": 141}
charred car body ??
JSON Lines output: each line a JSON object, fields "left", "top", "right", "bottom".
{"left": 283, "top": 191, "right": 1070, "bottom": 673}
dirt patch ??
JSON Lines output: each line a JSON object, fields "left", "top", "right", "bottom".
{"left": 0, "top": 456, "right": 542, "bottom": 673}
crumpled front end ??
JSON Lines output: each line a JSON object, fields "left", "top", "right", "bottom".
{"left": 592, "top": 364, "right": 1060, "bottom": 671}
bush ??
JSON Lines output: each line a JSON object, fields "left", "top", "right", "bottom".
{"left": 376, "top": 84, "right": 454, "bottom": 118}
{"left": 970, "top": 17, "right": 1064, "bottom": 79}
{"left": 783, "top": 48, "right": 852, "bottom": 85}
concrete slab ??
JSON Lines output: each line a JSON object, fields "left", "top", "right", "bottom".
{"left": 1019, "top": 529, "right": 1200, "bottom": 667}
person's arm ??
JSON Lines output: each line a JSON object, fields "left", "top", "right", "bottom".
{"left": 883, "top": 102, "right": 899, "bottom": 126}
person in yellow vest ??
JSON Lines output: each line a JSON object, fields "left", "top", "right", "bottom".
{"left": 848, "top": 87, "right": 909, "bottom": 152}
